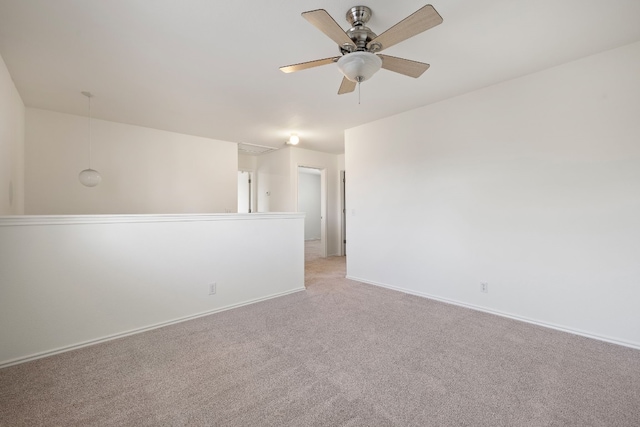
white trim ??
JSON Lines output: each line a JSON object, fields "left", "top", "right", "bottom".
{"left": 237, "top": 170, "right": 256, "bottom": 213}
{"left": 346, "top": 275, "right": 640, "bottom": 351}
{"left": 0, "top": 213, "right": 304, "bottom": 227}
{"left": 339, "top": 170, "right": 346, "bottom": 257}
{"left": 0, "top": 287, "right": 306, "bottom": 369}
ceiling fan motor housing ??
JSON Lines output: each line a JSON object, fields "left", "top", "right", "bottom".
{"left": 342, "top": 6, "right": 379, "bottom": 53}
{"left": 338, "top": 5, "right": 383, "bottom": 82}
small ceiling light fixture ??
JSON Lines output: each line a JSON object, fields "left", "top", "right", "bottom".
{"left": 78, "top": 91, "right": 102, "bottom": 187}
{"left": 287, "top": 133, "right": 300, "bottom": 145}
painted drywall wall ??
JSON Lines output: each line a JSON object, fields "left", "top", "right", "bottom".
{"left": 0, "top": 52, "right": 25, "bottom": 214}
{"left": 256, "top": 148, "right": 293, "bottom": 213}
{"left": 345, "top": 41, "right": 640, "bottom": 348}
{"left": 298, "top": 169, "right": 321, "bottom": 240}
{"left": 238, "top": 153, "right": 257, "bottom": 171}
{"left": 25, "top": 108, "right": 237, "bottom": 214}
{"left": 0, "top": 213, "right": 305, "bottom": 366}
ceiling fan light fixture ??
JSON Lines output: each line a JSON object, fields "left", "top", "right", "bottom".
{"left": 338, "top": 52, "right": 382, "bottom": 83}
{"left": 337, "top": 51, "right": 382, "bottom": 83}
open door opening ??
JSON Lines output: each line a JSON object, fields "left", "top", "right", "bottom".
{"left": 297, "top": 166, "right": 327, "bottom": 259}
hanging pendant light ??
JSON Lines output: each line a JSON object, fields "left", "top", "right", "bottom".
{"left": 78, "top": 91, "right": 102, "bottom": 187}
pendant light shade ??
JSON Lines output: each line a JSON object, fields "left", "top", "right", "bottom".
{"left": 79, "top": 91, "right": 101, "bottom": 187}
{"left": 79, "top": 168, "right": 102, "bottom": 187}
{"left": 337, "top": 52, "right": 382, "bottom": 83}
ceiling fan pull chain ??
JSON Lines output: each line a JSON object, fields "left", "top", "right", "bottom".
{"left": 358, "top": 81, "right": 361, "bottom": 105}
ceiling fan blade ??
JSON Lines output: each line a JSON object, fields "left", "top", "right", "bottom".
{"left": 280, "top": 57, "right": 339, "bottom": 73}
{"left": 338, "top": 77, "right": 356, "bottom": 95}
{"left": 368, "top": 5, "right": 443, "bottom": 52}
{"left": 379, "top": 55, "right": 430, "bottom": 78}
{"left": 302, "top": 9, "right": 356, "bottom": 49}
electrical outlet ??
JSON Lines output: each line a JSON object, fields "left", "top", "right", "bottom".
{"left": 480, "top": 282, "right": 488, "bottom": 293}
{"left": 209, "top": 282, "right": 216, "bottom": 295}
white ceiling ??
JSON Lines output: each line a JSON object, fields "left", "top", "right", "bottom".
{"left": 1, "top": 0, "right": 639, "bottom": 154}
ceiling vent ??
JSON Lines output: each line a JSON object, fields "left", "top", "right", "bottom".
{"left": 238, "top": 142, "right": 279, "bottom": 156}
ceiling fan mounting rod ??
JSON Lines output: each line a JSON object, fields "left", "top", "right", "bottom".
{"left": 346, "top": 6, "right": 371, "bottom": 27}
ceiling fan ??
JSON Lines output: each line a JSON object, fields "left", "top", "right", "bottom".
{"left": 280, "top": 4, "right": 443, "bottom": 95}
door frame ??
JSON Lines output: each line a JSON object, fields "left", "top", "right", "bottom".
{"left": 237, "top": 169, "right": 255, "bottom": 213}
{"left": 295, "top": 164, "right": 328, "bottom": 258}
{"left": 340, "top": 170, "right": 346, "bottom": 256}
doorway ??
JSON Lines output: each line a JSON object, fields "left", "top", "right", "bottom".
{"left": 237, "top": 170, "right": 253, "bottom": 213}
{"left": 340, "top": 170, "right": 346, "bottom": 256}
{"left": 297, "top": 166, "right": 327, "bottom": 259}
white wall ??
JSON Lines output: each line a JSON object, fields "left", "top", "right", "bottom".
{"left": 256, "top": 148, "right": 292, "bottom": 213}
{"left": 25, "top": 108, "right": 237, "bottom": 214}
{"left": 0, "top": 52, "right": 25, "bottom": 215}
{"left": 0, "top": 213, "right": 305, "bottom": 367}
{"left": 238, "top": 153, "right": 257, "bottom": 171}
{"left": 345, "top": 41, "right": 640, "bottom": 348}
{"left": 298, "top": 169, "right": 321, "bottom": 240}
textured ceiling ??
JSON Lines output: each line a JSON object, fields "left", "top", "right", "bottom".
{"left": 1, "top": 0, "right": 639, "bottom": 154}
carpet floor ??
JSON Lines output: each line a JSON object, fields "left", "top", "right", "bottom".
{"left": 1, "top": 246, "right": 639, "bottom": 426}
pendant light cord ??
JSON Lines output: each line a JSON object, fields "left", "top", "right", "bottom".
{"left": 88, "top": 94, "right": 92, "bottom": 169}
{"left": 78, "top": 91, "right": 102, "bottom": 187}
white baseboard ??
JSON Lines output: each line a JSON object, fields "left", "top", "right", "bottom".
{"left": 0, "top": 287, "right": 306, "bottom": 369}
{"left": 346, "top": 275, "right": 640, "bottom": 351}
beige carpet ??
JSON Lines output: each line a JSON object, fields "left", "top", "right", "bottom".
{"left": 305, "top": 239, "right": 323, "bottom": 262}
{"left": 1, "top": 253, "right": 639, "bottom": 426}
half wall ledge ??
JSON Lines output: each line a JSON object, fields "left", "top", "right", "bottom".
{"left": 0, "top": 213, "right": 305, "bottom": 367}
